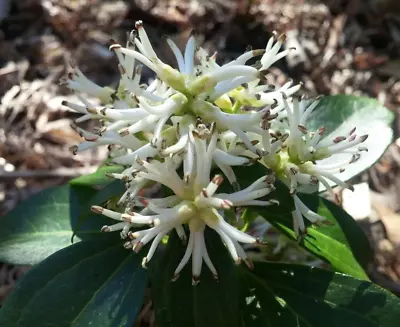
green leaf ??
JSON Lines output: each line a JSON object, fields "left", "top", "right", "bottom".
{"left": 0, "top": 239, "right": 147, "bottom": 327}
{"left": 71, "top": 180, "right": 125, "bottom": 241}
{"left": 240, "top": 262, "right": 400, "bottom": 327}
{"left": 307, "top": 95, "right": 394, "bottom": 188}
{"left": 150, "top": 230, "right": 241, "bottom": 327}
{"left": 254, "top": 188, "right": 370, "bottom": 280}
{"left": 0, "top": 184, "right": 116, "bottom": 265}
{"left": 234, "top": 164, "right": 371, "bottom": 280}
{"left": 70, "top": 165, "right": 123, "bottom": 187}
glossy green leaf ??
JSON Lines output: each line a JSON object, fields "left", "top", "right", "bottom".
{"left": 307, "top": 95, "right": 393, "bottom": 189}
{"left": 253, "top": 189, "right": 370, "bottom": 280}
{"left": 0, "top": 239, "right": 147, "bottom": 327}
{"left": 240, "top": 262, "right": 400, "bottom": 327}
{"left": 70, "top": 165, "right": 123, "bottom": 187}
{"left": 71, "top": 180, "right": 125, "bottom": 241}
{"left": 234, "top": 164, "right": 371, "bottom": 280}
{"left": 0, "top": 184, "right": 116, "bottom": 265}
{"left": 150, "top": 230, "right": 241, "bottom": 327}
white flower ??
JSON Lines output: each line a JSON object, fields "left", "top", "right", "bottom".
{"left": 59, "top": 62, "right": 115, "bottom": 105}
{"left": 258, "top": 96, "right": 368, "bottom": 238}
{"left": 59, "top": 18, "right": 373, "bottom": 281}
{"left": 62, "top": 21, "right": 297, "bottom": 171}
{"left": 91, "top": 126, "right": 276, "bottom": 285}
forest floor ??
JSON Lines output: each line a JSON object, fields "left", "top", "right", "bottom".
{"left": 1, "top": 0, "right": 400, "bottom": 324}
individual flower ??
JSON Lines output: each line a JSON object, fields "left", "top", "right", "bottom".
{"left": 91, "top": 124, "right": 277, "bottom": 285}
{"left": 257, "top": 95, "right": 368, "bottom": 237}
{"left": 59, "top": 61, "right": 115, "bottom": 105}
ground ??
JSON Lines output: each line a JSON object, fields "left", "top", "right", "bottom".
{"left": 1, "top": 0, "right": 400, "bottom": 324}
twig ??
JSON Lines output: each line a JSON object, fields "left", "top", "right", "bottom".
{"left": 0, "top": 166, "right": 98, "bottom": 179}
{"left": 320, "top": 13, "right": 347, "bottom": 68}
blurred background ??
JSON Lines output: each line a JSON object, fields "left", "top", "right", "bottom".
{"left": 1, "top": 0, "right": 400, "bottom": 323}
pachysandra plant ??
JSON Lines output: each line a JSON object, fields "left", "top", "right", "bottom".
{"left": 62, "top": 21, "right": 303, "bottom": 281}
{"left": 63, "top": 19, "right": 367, "bottom": 261}
{"left": 0, "top": 20, "right": 397, "bottom": 327}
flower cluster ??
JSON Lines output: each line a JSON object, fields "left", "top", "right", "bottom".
{"left": 62, "top": 21, "right": 368, "bottom": 283}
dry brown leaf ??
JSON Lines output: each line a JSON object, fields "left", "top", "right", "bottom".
{"left": 373, "top": 203, "right": 400, "bottom": 253}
